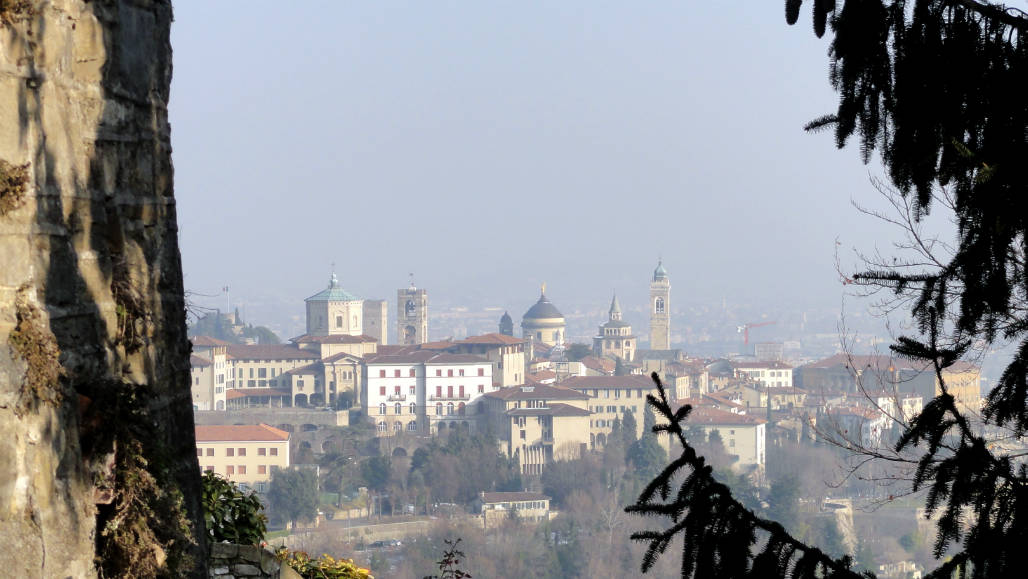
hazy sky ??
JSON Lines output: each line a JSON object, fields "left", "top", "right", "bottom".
{"left": 170, "top": 1, "right": 901, "bottom": 324}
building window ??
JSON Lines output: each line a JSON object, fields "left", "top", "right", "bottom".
{"left": 436, "top": 370, "right": 442, "bottom": 377}
{"left": 447, "top": 402, "right": 454, "bottom": 415}
{"left": 258, "top": 465, "right": 267, "bottom": 475}
{"left": 205, "top": 465, "right": 214, "bottom": 472}
{"left": 408, "top": 421, "right": 417, "bottom": 431}
{"left": 258, "top": 368, "right": 267, "bottom": 378}
{"left": 270, "top": 448, "right": 278, "bottom": 456}
{"left": 395, "top": 385, "right": 401, "bottom": 395}
{"left": 226, "top": 448, "right": 234, "bottom": 457}
{"left": 379, "top": 370, "right": 386, "bottom": 378}
{"left": 380, "top": 386, "right": 386, "bottom": 396}
{"left": 336, "top": 315, "right": 343, "bottom": 328}
{"left": 379, "top": 403, "right": 386, "bottom": 415}
{"left": 226, "top": 465, "right": 235, "bottom": 475}
{"left": 655, "top": 297, "right": 665, "bottom": 314}
{"left": 478, "top": 368, "right": 485, "bottom": 376}
{"left": 395, "top": 369, "right": 401, "bottom": 378}
{"left": 410, "top": 402, "right": 416, "bottom": 414}
{"left": 395, "top": 402, "right": 402, "bottom": 415}
{"left": 195, "top": 448, "right": 202, "bottom": 456}
{"left": 377, "top": 421, "right": 387, "bottom": 432}
{"left": 478, "top": 384, "right": 484, "bottom": 394}
{"left": 410, "top": 385, "right": 416, "bottom": 395}
{"left": 206, "top": 448, "right": 214, "bottom": 456}
{"left": 238, "top": 465, "right": 246, "bottom": 475}
{"left": 436, "top": 386, "right": 442, "bottom": 397}
{"left": 258, "top": 448, "right": 266, "bottom": 456}
{"left": 436, "top": 403, "right": 442, "bottom": 415}
{"left": 448, "top": 369, "right": 453, "bottom": 377}
{"left": 459, "top": 385, "right": 465, "bottom": 398}
{"left": 238, "top": 448, "right": 246, "bottom": 457}
{"left": 459, "top": 369, "right": 465, "bottom": 377}
{"left": 410, "top": 369, "right": 416, "bottom": 377}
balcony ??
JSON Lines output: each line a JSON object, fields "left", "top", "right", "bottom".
{"left": 387, "top": 394, "right": 407, "bottom": 401}
{"left": 429, "top": 393, "right": 470, "bottom": 401}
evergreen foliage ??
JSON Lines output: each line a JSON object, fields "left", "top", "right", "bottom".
{"left": 200, "top": 471, "right": 267, "bottom": 546}
{"left": 626, "top": 373, "right": 868, "bottom": 578}
{"left": 781, "top": 1, "right": 1028, "bottom": 577}
{"left": 268, "top": 467, "right": 319, "bottom": 528}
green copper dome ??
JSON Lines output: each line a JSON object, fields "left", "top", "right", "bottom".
{"left": 653, "top": 260, "right": 668, "bottom": 281}
{"left": 305, "top": 272, "right": 360, "bottom": 302}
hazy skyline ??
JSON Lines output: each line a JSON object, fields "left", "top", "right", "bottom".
{"left": 170, "top": 2, "right": 903, "bottom": 326}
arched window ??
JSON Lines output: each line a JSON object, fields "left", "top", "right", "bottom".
{"left": 408, "top": 421, "right": 417, "bottom": 432}
{"left": 379, "top": 403, "right": 386, "bottom": 415}
{"left": 409, "top": 402, "right": 416, "bottom": 415}
{"left": 655, "top": 297, "right": 665, "bottom": 314}
{"left": 436, "top": 403, "right": 442, "bottom": 415}
{"left": 393, "top": 421, "right": 402, "bottom": 432}
{"left": 458, "top": 402, "right": 466, "bottom": 416}
{"left": 377, "top": 421, "right": 387, "bottom": 432}
{"left": 395, "top": 402, "right": 402, "bottom": 415}
{"left": 447, "top": 402, "right": 455, "bottom": 415}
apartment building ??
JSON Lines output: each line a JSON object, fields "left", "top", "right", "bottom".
{"left": 363, "top": 351, "right": 495, "bottom": 436}
{"left": 481, "top": 383, "right": 591, "bottom": 475}
{"left": 195, "top": 424, "right": 290, "bottom": 491}
{"left": 561, "top": 374, "right": 660, "bottom": 448}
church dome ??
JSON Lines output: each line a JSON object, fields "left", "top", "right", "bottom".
{"left": 523, "top": 293, "right": 563, "bottom": 320}
{"left": 500, "top": 311, "right": 513, "bottom": 324}
{"left": 653, "top": 260, "right": 668, "bottom": 281}
{"left": 305, "top": 272, "right": 360, "bottom": 302}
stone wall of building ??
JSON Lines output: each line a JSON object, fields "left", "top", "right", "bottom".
{"left": 0, "top": 1, "right": 204, "bottom": 576}
{"left": 209, "top": 544, "right": 301, "bottom": 579}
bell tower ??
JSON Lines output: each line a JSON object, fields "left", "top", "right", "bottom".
{"left": 397, "top": 275, "right": 428, "bottom": 345}
{"left": 649, "top": 260, "right": 671, "bottom": 350}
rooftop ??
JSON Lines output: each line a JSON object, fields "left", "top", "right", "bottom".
{"left": 290, "top": 333, "right": 378, "bottom": 344}
{"left": 458, "top": 333, "right": 526, "bottom": 346}
{"left": 483, "top": 383, "right": 589, "bottom": 401}
{"left": 506, "top": 403, "right": 590, "bottom": 417}
{"left": 191, "top": 335, "right": 232, "bottom": 347}
{"left": 685, "top": 405, "right": 767, "bottom": 426}
{"left": 481, "top": 491, "right": 550, "bottom": 503}
{"left": 305, "top": 272, "right": 360, "bottom": 302}
{"left": 190, "top": 355, "right": 211, "bottom": 368}
{"left": 225, "top": 388, "right": 291, "bottom": 400}
{"left": 225, "top": 345, "right": 320, "bottom": 361}
{"left": 562, "top": 375, "right": 656, "bottom": 390}
{"left": 195, "top": 423, "right": 290, "bottom": 442}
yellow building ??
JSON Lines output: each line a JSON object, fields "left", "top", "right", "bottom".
{"left": 685, "top": 405, "right": 766, "bottom": 471}
{"left": 195, "top": 424, "right": 290, "bottom": 492}
{"left": 478, "top": 492, "right": 551, "bottom": 528}
{"left": 561, "top": 374, "right": 661, "bottom": 448}
{"left": 481, "top": 384, "right": 591, "bottom": 474}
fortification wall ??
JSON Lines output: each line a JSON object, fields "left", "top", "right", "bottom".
{"left": 0, "top": 1, "right": 204, "bottom": 576}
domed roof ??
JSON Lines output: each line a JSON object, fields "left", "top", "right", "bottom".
{"left": 653, "top": 260, "right": 668, "bottom": 281}
{"left": 500, "top": 311, "right": 513, "bottom": 324}
{"left": 306, "top": 272, "right": 360, "bottom": 302}
{"left": 523, "top": 292, "right": 564, "bottom": 321}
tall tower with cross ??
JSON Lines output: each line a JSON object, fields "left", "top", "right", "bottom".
{"left": 650, "top": 260, "right": 671, "bottom": 350}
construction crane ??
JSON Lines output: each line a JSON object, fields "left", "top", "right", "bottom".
{"left": 737, "top": 321, "right": 776, "bottom": 345}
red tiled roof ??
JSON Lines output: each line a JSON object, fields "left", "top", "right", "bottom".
{"left": 365, "top": 351, "right": 438, "bottom": 364}
{"left": 225, "top": 345, "right": 320, "bottom": 361}
{"left": 686, "top": 406, "right": 766, "bottom": 426}
{"left": 321, "top": 351, "right": 365, "bottom": 363}
{"left": 190, "top": 355, "right": 211, "bottom": 368}
{"left": 195, "top": 423, "right": 290, "bottom": 442}
{"left": 375, "top": 345, "right": 421, "bottom": 356}
{"left": 562, "top": 375, "right": 655, "bottom": 390}
{"left": 426, "top": 354, "right": 490, "bottom": 364}
{"left": 459, "top": 333, "right": 526, "bottom": 345}
{"left": 507, "top": 403, "right": 590, "bottom": 417}
{"left": 580, "top": 356, "right": 615, "bottom": 373}
{"left": 419, "top": 340, "right": 455, "bottom": 350}
{"left": 733, "top": 360, "right": 794, "bottom": 370}
{"left": 803, "top": 353, "right": 980, "bottom": 374}
{"left": 290, "top": 334, "right": 378, "bottom": 344}
{"left": 191, "top": 335, "right": 232, "bottom": 347}
{"left": 225, "top": 388, "right": 291, "bottom": 400}
{"left": 481, "top": 491, "right": 550, "bottom": 503}
{"left": 527, "top": 370, "right": 557, "bottom": 383}
{"left": 483, "top": 383, "right": 590, "bottom": 401}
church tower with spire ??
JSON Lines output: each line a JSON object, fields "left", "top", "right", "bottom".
{"left": 650, "top": 260, "right": 671, "bottom": 350}
{"left": 397, "top": 276, "right": 428, "bottom": 345}
{"left": 593, "top": 292, "right": 636, "bottom": 361}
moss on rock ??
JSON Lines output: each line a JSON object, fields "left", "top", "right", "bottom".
{"left": 0, "top": 159, "right": 29, "bottom": 216}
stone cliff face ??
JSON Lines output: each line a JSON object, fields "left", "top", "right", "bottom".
{"left": 0, "top": 1, "right": 204, "bottom": 576}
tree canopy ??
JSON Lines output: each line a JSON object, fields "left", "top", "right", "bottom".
{"left": 628, "top": 1, "right": 1028, "bottom": 577}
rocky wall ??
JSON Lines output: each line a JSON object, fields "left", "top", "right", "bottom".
{"left": 0, "top": 1, "right": 205, "bottom": 576}
{"left": 209, "top": 544, "right": 302, "bottom": 579}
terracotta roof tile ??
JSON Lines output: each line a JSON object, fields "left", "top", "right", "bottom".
{"left": 458, "top": 333, "right": 526, "bottom": 345}
{"left": 191, "top": 335, "right": 232, "bottom": 347}
{"left": 226, "top": 388, "right": 291, "bottom": 400}
{"left": 562, "top": 375, "right": 655, "bottom": 390}
{"left": 190, "top": 355, "right": 211, "bottom": 368}
{"left": 195, "top": 423, "right": 290, "bottom": 442}
{"left": 481, "top": 491, "right": 550, "bottom": 503}
{"left": 225, "top": 345, "right": 320, "bottom": 361}
{"left": 290, "top": 333, "right": 378, "bottom": 344}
